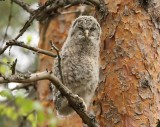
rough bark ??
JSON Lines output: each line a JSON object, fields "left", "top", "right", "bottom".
{"left": 94, "top": 0, "right": 160, "bottom": 126}
{"left": 37, "top": 0, "right": 160, "bottom": 126}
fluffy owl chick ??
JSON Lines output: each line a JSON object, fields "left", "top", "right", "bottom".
{"left": 52, "top": 16, "right": 101, "bottom": 116}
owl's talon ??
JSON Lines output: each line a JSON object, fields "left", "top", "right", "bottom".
{"left": 73, "top": 94, "right": 87, "bottom": 111}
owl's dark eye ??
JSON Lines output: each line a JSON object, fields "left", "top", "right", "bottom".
{"left": 90, "top": 27, "right": 96, "bottom": 31}
{"left": 78, "top": 26, "right": 84, "bottom": 31}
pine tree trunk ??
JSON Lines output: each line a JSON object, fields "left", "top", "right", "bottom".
{"left": 37, "top": 0, "right": 160, "bottom": 126}
{"left": 94, "top": 0, "right": 160, "bottom": 126}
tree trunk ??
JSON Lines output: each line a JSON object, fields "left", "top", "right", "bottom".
{"left": 37, "top": 0, "right": 160, "bottom": 126}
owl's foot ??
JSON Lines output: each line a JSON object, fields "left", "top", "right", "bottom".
{"left": 72, "top": 94, "right": 87, "bottom": 112}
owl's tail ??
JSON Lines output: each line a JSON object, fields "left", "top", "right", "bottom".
{"left": 55, "top": 94, "right": 74, "bottom": 116}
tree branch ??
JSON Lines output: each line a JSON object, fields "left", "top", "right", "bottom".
{"left": 15, "top": 15, "right": 35, "bottom": 40}
{"left": 6, "top": 40, "right": 57, "bottom": 58}
{"left": 2, "top": 0, "right": 13, "bottom": 45}
{"left": 50, "top": 41, "right": 64, "bottom": 84}
{"left": 0, "top": 0, "right": 107, "bottom": 55}
{"left": 11, "top": 83, "right": 35, "bottom": 91}
{"left": 11, "top": 58, "right": 17, "bottom": 75}
{"left": 12, "top": 0, "right": 34, "bottom": 14}
{"left": 0, "top": 45, "right": 9, "bottom": 55}
{"left": 0, "top": 71, "right": 99, "bottom": 127}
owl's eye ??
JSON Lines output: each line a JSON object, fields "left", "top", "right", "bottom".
{"left": 90, "top": 27, "right": 96, "bottom": 31}
{"left": 78, "top": 26, "right": 84, "bottom": 31}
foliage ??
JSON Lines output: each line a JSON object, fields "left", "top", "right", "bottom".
{"left": 0, "top": 89, "right": 57, "bottom": 127}
{"left": 0, "top": 56, "right": 13, "bottom": 75}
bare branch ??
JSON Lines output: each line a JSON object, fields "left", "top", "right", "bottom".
{"left": 11, "top": 59, "right": 17, "bottom": 75}
{"left": 2, "top": 1, "right": 13, "bottom": 45}
{"left": 0, "top": 45, "right": 9, "bottom": 55}
{"left": 15, "top": 16, "right": 35, "bottom": 40}
{"left": 87, "top": 0, "right": 100, "bottom": 7}
{"left": 12, "top": 0, "right": 34, "bottom": 14}
{"left": 11, "top": 83, "right": 35, "bottom": 91}
{"left": 0, "top": 0, "right": 107, "bottom": 54}
{"left": 50, "top": 41, "right": 64, "bottom": 83}
{"left": 0, "top": 71, "right": 99, "bottom": 127}
{"left": 61, "top": 10, "right": 81, "bottom": 15}
{"left": 0, "top": 0, "right": 57, "bottom": 54}
{"left": 32, "top": 0, "right": 103, "bottom": 21}
{"left": 6, "top": 40, "right": 57, "bottom": 58}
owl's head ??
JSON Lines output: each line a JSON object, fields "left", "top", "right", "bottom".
{"left": 69, "top": 16, "right": 101, "bottom": 41}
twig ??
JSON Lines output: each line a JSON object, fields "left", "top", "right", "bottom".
{"left": 0, "top": 15, "right": 35, "bottom": 55}
{"left": 15, "top": 15, "right": 35, "bottom": 40}
{"left": 35, "top": 0, "right": 101, "bottom": 21}
{"left": 0, "top": 0, "right": 56, "bottom": 54}
{"left": 0, "top": 71, "right": 99, "bottom": 127}
{"left": 6, "top": 40, "right": 57, "bottom": 58}
{"left": 0, "top": 0, "right": 51, "bottom": 54}
{"left": 12, "top": 0, "right": 34, "bottom": 14}
{"left": 0, "top": 0, "right": 105, "bottom": 55}
{"left": 15, "top": 0, "right": 57, "bottom": 37}
{"left": 11, "top": 83, "right": 35, "bottom": 91}
{"left": 61, "top": 10, "right": 81, "bottom": 15}
{"left": 11, "top": 58, "right": 17, "bottom": 75}
{"left": 50, "top": 41, "right": 64, "bottom": 84}
{"left": 35, "top": 0, "right": 55, "bottom": 13}
{"left": 87, "top": 0, "right": 100, "bottom": 7}
{"left": 0, "top": 45, "right": 9, "bottom": 55}
{"left": 2, "top": 0, "right": 13, "bottom": 45}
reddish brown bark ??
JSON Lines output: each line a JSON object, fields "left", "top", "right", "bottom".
{"left": 94, "top": 0, "right": 160, "bottom": 126}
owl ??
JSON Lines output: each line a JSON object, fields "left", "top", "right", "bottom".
{"left": 52, "top": 16, "right": 101, "bottom": 116}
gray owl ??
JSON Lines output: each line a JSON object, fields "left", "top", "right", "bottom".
{"left": 52, "top": 16, "right": 101, "bottom": 116}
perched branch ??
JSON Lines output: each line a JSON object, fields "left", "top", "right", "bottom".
{"left": 0, "top": 71, "right": 99, "bottom": 127}
{"left": 6, "top": 40, "right": 57, "bottom": 58}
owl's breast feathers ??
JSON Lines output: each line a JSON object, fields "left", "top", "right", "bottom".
{"left": 61, "top": 50, "right": 99, "bottom": 89}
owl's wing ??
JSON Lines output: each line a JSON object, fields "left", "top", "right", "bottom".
{"left": 51, "top": 57, "right": 60, "bottom": 100}
{"left": 53, "top": 57, "right": 60, "bottom": 79}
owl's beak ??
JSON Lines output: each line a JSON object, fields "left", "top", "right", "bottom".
{"left": 84, "top": 30, "right": 89, "bottom": 38}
